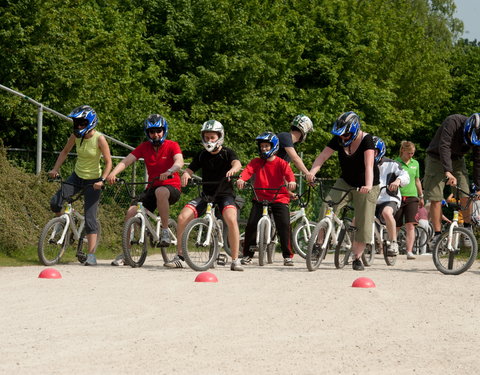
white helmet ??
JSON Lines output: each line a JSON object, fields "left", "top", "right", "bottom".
{"left": 291, "top": 114, "right": 313, "bottom": 143}
{"left": 201, "top": 120, "right": 224, "bottom": 152}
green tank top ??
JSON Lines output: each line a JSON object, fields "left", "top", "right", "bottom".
{"left": 74, "top": 131, "right": 102, "bottom": 179}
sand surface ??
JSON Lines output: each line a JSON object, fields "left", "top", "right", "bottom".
{"left": 1, "top": 253, "right": 479, "bottom": 374}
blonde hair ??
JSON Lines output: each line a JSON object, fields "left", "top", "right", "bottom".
{"left": 399, "top": 140, "right": 415, "bottom": 154}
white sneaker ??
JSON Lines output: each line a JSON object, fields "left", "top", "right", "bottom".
{"left": 406, "top": 252, "right": 416, "bottom": 260}
{"left": 164, "top": 255, "right": 186, "bottom": 268}
{"left": 387, "top": 241, "right": 399, "bottom": 256}
{"left": 111, "top": 254, "right": 125, "bottom": 266}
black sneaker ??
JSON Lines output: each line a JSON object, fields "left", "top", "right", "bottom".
{"left": 352, "top": 258, "right": 364, "bottom": 271}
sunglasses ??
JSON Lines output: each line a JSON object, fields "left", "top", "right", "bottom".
{"left": 148, "top": 128, "right": 163, "bottom": 134}
{"left": 73, "top": 119, "right": 89, "bottom": 128}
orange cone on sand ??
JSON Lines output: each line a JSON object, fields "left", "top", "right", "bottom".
{"left": 352, "top": 277, "right": 375, "bottom": 288}
{"left": 194, "top": 272, "right": 218, "bottom": 283}
{"left": 38, "top": 268, "right": 62, "bottom": 279}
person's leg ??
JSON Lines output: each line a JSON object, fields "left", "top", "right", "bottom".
{"left": 405, "top": 222, "right": 416, "bottom": 259}
{"left": 83, "top": 182, "right": 101, "bottom": 254}
{"left": 176, "top": 206, "right": 196, "bottom": 256}
{"left": 155, "top": 186, "right": 171, "bottom": 230}
{"left": 222, "top": 206, "right": 240, "bottom": 261}
{"left": 242, "top": 202, "right": 262, "bottom": 262}
{"left": 430, "top": 201, "right": 443, "bottom": 232}
{"left": 381, "top": 206, "right": 397, "bottom": 242}
{"left": 271, "top": 203, "right": 294, "bottom": 261}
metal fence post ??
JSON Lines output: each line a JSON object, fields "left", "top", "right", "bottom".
{"left": 36, "top": 105, "right": 43, "bottom": 175}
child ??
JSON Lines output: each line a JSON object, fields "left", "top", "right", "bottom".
{"left": 415, "top": 205, "right": 429, "bottom": 255}
{"left": 165, "top": 120, "right": 243, "bottom": 271}
{"left": 236, "top": 132, "right": 297, "bottom": 266}
{"left": 373, "top": 136, "right": 410, "bottom": 256}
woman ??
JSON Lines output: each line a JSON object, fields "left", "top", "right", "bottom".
{"left": 48, "top": 105, "right": 112, "bottom": 266}
{"left": 307, "top": 111, "right": 380, "bottom": 270}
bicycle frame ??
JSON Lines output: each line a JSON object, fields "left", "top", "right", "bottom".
{"left": 445, "top": 210, "right": 460, "bottom": 251}
{"left": 193, "top": 202, "right": 224, "bottom": 248}
{"left": 319, "top": 206, "right": 351, "bottom": 251}
{"left": 53, "top": 204, "right": 85, "bottom": 245}
{"left": 256, "top": 204, "right": 274, "bottom": 246}
{"left": 132, "top": 202, "right": 178, "bottom": 246}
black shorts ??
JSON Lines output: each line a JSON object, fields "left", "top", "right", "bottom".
{"left": 394, "top": 196, "right": 419, "bottom": 226}
{"left": 185, "top": 195, "right": 237, "bottom": 218}
{"left": 375, "top": 201, "right": 398, "bottom": 225}
{"left": 132, "top": 185, "right": 181, "bottom": 213}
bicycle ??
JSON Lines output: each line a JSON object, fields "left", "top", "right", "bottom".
{"left": 181, "top": 177, "right": 243, "bottom": 271}
{"left": 306, "top": 180, "right": 357, "bottom": 271}
{"left": 432, "top": 185, "right": 478, "bottom": 275}
{"left": 117, "top": 178, "right": 178, "bottom": 268}
{"left": 361, "top": 216, "right": 396, "bottom": 267}
{"left": 38, "top": 177, "right": 101, "bottom": 266}
{"left": 290, "top": 186, "right": 317, "bottom": 259}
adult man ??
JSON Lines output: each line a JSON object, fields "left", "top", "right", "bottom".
{"left": 423, "top": 113, "right": 480, "bottom": 243}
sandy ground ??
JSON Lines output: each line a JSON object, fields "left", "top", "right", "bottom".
{"left": 0, "top": 253, "right": 479, "bottom": 375}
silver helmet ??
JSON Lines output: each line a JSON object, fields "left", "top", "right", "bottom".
{"left": 201, "top": 120, "right": 224, "bottom": 152}
{"left": 291, "top": 114, "right": 313, "bottom": 143}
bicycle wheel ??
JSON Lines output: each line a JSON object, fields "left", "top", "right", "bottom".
{"left": 161, "top": 218, "right": 178, "bottom": 264}
{"left": 76, "top": 221, "right": 102, "bottom": 264}
{"left": 334, "top": 220, "right": 353, "bottom": 269}
{"left": 267, "top": 227, "right": 277, "bottom": 264}
{"left": 182, "top": 218, "right": 219, "bottom": 271}
{"left": 383, "top": 227, "right": 397, "bottom": 266}
{"left": 122, "top": 216, "right": 148, "bottom": 268}
{"left": 293, "top": 221, "right": 316, "bottom": 259}
{"left": 38, "top": 217, "right": 71, "bottom": 266}
{"left": 397, "top": 227, "right": 407, "bottom": 254}
{"left": 432, "top": 227, "right": 478, "bottom": 275}
{"left": 258, "top": 221, "right": 269, "bottom": 266}
{"left": 306, "top": 220, "right": 329, "bottom": 271}
{"left": 223, "top": 218, "right": 247, "bottom": 257}
{"left": 362, "top": 243, "right": 375, "bottom": 267}
{"left": 414, "top": 225, "right": 428, "bottom": 254}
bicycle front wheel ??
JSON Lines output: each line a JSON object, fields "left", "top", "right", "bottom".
{"left": 258, "top": 221, "right": 269, "bottom": 266}
{"left": 122, "top": 216, "right": 148, "bottom": 268}
{"left": 334, "top": 220, "right": 353, "bottom": 269}
{"left": 306, "top": 220, "right": 329, "bottom": 271}
{"left": 432, "top": 227, "right": 478, "bottom": 275}
{"left": 161, "top": 218, "right": 178, "bottom": 264}
{"left": 76, "top": 221, "right": 102, "bottom": 264}
{"left": 182, "top": 218, "right": 219, "bottom": 271}
{"left": 383, "top": 228, "right": 397, "bottom": 266}
{"left": 38, "top": 217, "right": 70, "bottom": 266}
{"left": 293, "top": 221, "right": 316, "bottom": 259}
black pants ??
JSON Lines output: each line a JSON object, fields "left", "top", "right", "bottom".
{"left": 243, "top": 201, "right": 293, "bottom": 259}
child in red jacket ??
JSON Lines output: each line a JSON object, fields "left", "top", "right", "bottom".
{"left": 237, "top": 132, "right": 297, "bottom": 266}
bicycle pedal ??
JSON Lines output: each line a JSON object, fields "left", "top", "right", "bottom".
{"left": 216, "top": 254, "right": 227, "bottom": 266}
{"left": 76, "top": 252, "right": 87, "bottom": 263}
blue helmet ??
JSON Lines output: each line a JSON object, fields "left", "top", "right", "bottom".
{"left": 464, "top": 113, "right": 480, "bottom": 146}
{"left": 331, "top": 111, "right": 361, "bottom": 146}
{"left": 144, "top": 114, "right": 168, "bottom": 146}
{"left": 68, "top": 105, "right": 98, "bottom": 138}
{"left": 256, "top": 132, "right": 279, "bottom": 159}
{"left": 372, "top": 136, "right": 386, "bottom": 162}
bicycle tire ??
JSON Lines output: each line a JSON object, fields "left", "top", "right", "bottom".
{"left": 306, "top": 220, "right": 329, "bottom": 271}
{"left": 182, "top": 218, "right": 219, "bottom": 271}
{"left": 267, "top": 227, "right": 277, "bottom": 264}
{"left": 258, "top": 221, "right": 269, "bottom": 266}
{"left": 223, "top": 218, "right": 247, "bottom": 257}
{"left": 414, "top": 225, "right": 429, "bottom": 254}
{"left": 382, "top": 227, "right": 397, "bottom": 266}
{"left": 293, "top": 221, "right": 316, "bottom": 259}
{"left": 362, "top": 243, "right": 375, "bottom": 267}
{"left": 122, "top": 216, "right": 148, "bottom": 268}
{"left": 397, "top": 227, "right": 407, "bottom": 255}
{"left": 161, "top": 218, "right": 178, "bottom": 264}
{"left": 334, "top": 220, "right": 353, "bottom": 269}
{"left": 76, "top": 221, "right": 102, "bottom": 264}
{"left": 38, "top": 217, "right": 70, "bottom": 266}
{"left": 432, "top": 227, "right": 478, "bottom": 275}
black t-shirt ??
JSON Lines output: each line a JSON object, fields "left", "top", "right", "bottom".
{"left": 188, "top": 147, "right": 238, "bottom": 196}
{"left": 327, "top": 133, "right": 380, "bottom": 187}
{"left": 276, "top": 132, "right": 294, "bottom": 162}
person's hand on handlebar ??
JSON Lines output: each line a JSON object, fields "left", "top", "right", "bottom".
{"left": 287, "top": 181, "right": 296, "bottom": 191}
{"left": 236, "top": 179, "right": 246, "bottom": 190}
{"left": 445, "top": 171, "right": 457, "bottom": 186}
{"left": 48, "top": 169, "right": 59, "bottom": 179}
{"left": 359, "top": 185, "right": 372, "bottom": 194}
{"left": 181, "top": 172, "right": 191, "bottom": 187}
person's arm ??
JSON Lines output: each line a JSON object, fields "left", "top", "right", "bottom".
{"left": 160, "top": 153, "right": 184, "bottom": 180}
{"left": 226, "top": 159, "right": 242, "bottom": 178}
{"left": 48, "top": 135, "right": 76, "bottom": 178}
{"left": 308, "top": 147, "right": 335, "bottom": 182}
{"left": 237, "top": 160, "right": 254, "bottom": 189}
{"left": 284, "top": 147, "right": 314, "bottom": 181}
{"left": 181, "top": 167, "right": 194, "bottom": 187}
{"left": 106, "top": 153, "right": 137, "bottom": 184}
{"left": 361, "top": 148, "right": 375, "bottom": 193}
{"left": 93, "top": 135, "right": 113, "bottom": 190}
{"left": 284, "top": 164, "right": 297, "bottom": 191}
{"left": 438, "top": 119, "right": 456, "bottom": 185}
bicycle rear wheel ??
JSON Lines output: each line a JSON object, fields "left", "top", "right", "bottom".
{"left": 122, "top": 216, "right": 148, "bottom": 268}
{"left": 293, "top": 221, "right": 316, "bottom": 259}
{"left": 182, "top": 218, "right": 219, "bottom": 271}
{"left": 432, "top": 227, "right": 478, "bottom": 275}
{"left": 76, "top": 221, "right": 102, "bottom": 264}
{"left": 414, "top": 225, "right": 428, "bottom": 254}
{"left": 306, "top": 220, "right": 329, "bottom": 271}
{"left": 161, "top": 218, "right": 178, "bottom": 264}
{"left": 334, "top": 220, "right": 353, "bottom": 269}
{"left": 38, "top": 217, "right": 70, "bottom": 266}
